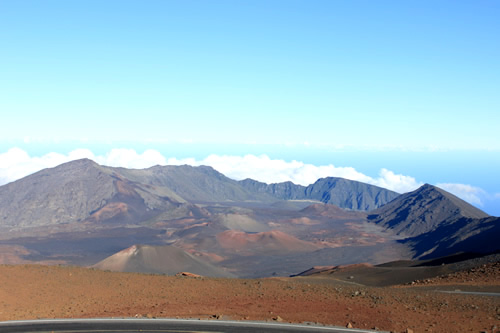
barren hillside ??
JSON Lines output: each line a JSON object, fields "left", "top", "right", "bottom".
{"left": 0, "top": 264, "right": 498, "bottom": 333}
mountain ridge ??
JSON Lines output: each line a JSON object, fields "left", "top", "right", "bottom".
{"left": 368, "top": 183, "right": 488, "bottom": 237}
{"left": 239, "top": 176, "right": 399, "bottom": 211}
{"left": 367, "top": 183, "right": 496, "bottom": 259}
{"left": 0, "top": 159, "right": 401, "bottom": 230}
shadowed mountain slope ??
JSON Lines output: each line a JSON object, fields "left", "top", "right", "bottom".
{"left": 239, "top": 177, "right": 399, "bottom": 211}
{"left": 367, "top": 184, "right": 498, "bottom": 259}
{"left": 404, "top": 216, "right": 500, "bottom": 259}
{"left": 367, "top": 184, "right": 488, "bottom": 237}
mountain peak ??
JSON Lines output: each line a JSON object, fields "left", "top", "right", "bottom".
{"left": 419, "top": 183, "right": 436, "bottom": 190}
{"left": 58, "top": 158, "right": 99, "bottom": 168}
{"left": 369, "top": 184, "right": 488, "bottom": 237}
{"left": 419, "top": 184, "right": 487, "bottom": 217}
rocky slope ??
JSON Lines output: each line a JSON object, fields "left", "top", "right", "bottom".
{"left": 368, "top": 184, "right": 489, "bottom": 237}
{"left": 367, "top": 184, "right": 497, "bottom": 258}
{"left": 0, "top": 159, "right": 187, "bottom": 229}
{"left": 0, "top": 159, "right": 117, "bottom": 228}
{"left": 404, "top": 216, "right": 500, "bottom": 258}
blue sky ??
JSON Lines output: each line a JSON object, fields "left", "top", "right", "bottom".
{"left": 1, "top": 1, "right": 499, "bottom": 215}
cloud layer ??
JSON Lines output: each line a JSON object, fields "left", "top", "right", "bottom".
{"left": 166, "top": 154, "right": 423, "bottom": 194}
{"left": 0, "top": 148, "right": 492, "bottom": 209}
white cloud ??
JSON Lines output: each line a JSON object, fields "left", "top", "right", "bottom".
{"left": 0, "top": 148, "right": 73, "bottom": 185}
{"left": 181, "top": 154, "right": 366, "bottom": 186}
{"left": 373, "top": 168, "right": 422, "bottom": 194}
{"left": 67, "top": 148, "right": 95, "bottom": 160}
{"left": 94, "top": 149, "right": 167, "bottom": 169}
{"left": 436, "top": 183, "right": 486, "bottom": 206}
{"left": 163, "top": 154, "right": 422, "bottom": 193}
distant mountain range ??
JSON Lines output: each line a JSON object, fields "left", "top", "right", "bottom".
{"left": 0, "top": 158, "right": 397, "bottom": 229}
{"left": 0, "top": 158, "right": 498, "bottom": 277}
{"left": 239, "top": 177, "right": 399, "bottom": 211}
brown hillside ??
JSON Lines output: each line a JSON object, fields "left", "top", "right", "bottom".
{"left": 216, "top": 230, "right": 320, "bottom": 255}
{"left": 92, "top": 244, "right": 233, "bottom": 277}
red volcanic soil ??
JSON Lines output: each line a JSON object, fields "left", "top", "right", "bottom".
{"left": 92, "top": 245, "right": 230, "bottom": 277}
{"left": 89, "top": 202, "right": 129, "bottom": 222}
{"left": 216, "top": 230, "right": 319, "bottom": 254}
{"left": 0, "top": 264, "right": 498, "bottom": 333}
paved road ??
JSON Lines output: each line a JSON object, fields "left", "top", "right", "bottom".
{"left": 437, "top": 290, "right": 500, "bottom": 297}
{"left": 0, "top": 318, "right": 382, "bottom": 333}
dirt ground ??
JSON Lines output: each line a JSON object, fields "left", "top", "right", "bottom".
{"left": 0, "top": 264, "right": 498, "bottom": 333}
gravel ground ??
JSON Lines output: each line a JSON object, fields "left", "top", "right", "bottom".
{"left": 0, "top": 264, "right": 498, "bottom": 333}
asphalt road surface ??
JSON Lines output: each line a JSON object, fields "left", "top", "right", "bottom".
{"left": 0, "top": 318, "right": 382, "bottom": 333}
{"left": 437, "top": 290, "right": 500, "bottom": 297}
